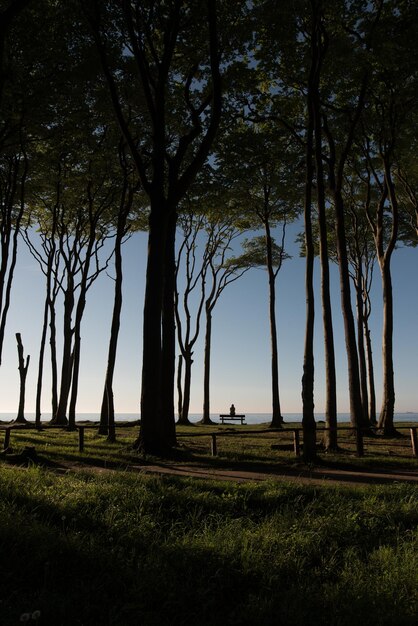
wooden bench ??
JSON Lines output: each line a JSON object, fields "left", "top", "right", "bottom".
{"left": 219, "top": 414, "right": 246, "bottom": 425}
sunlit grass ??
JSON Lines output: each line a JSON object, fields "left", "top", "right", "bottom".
{"left": 1, "top": 421, "right": 417, "bottom": 473}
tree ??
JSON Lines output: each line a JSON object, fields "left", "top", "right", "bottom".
{"left": 22, "top": 183, "right": 61, "bottom": 426}
{"left": 309, "top": 0, "right": 338, "bottom": 451}
{"left": 25, "top": 132, "right": 120, "bottom": 427}
{"left": 300, "top": 5, "right": 317, "bottom": 461}
{"left": 358, "top": 0, "right": 418, "bottom": 435}
{"left": 85, "top": 0, "right": 246, "bottom": 454}
{"left": 320, "top": 0, "right": 384, "bottom": 432}
{"left": 0, "top": 0, "right": 32, "bottom": 367}
{"left": 15, "top": 332, "right": 29, "bottom": 424}
{"left": 339, "top": 175, "right": 378, "bottom": 425}
{"left": 216, "top": 123, "right": 301, "bottom": 428}
{"left": 0, "top": 129, "right": 27, "bottom": 367}
{"left": 200, "top": 220, "right": 252, "bottom": 424}
{"left": 230, "top": 234, "right": 290, "bottom": 428}
{"left": 175, "top": 212, "right": 207, "bottom": 425}
{"left": 98, "top": 146, "right": 141, "bottom": 441}
{"left": 0, "top": 0, "right": 33, "bottom": 106}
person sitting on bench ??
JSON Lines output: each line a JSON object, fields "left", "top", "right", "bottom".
{"left": 230, "top": 404, "right": 236, "bottom": 416}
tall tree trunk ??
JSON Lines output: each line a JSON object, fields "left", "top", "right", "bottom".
{"left": 49, "top": 297, "right": 58, "bottom": 417}
{"left": 355, "top": 268, "right": 370, "bottom": 424}
{"left": 15, "top": 333, "right": 29, "bottom": 423}
{"left": 178, "top": 354, "right": 192, "bottom": 424}
{"left": 106, "top": 383, "right": 116, "bottom": 443}
{"left": 202, "top": 304, "right": 214, "bottom": 424}
{"left": 364, "top": 321, "right": 377, "bottom": 424}
{"left": 332, "top": 189, "right": 365, "bottom": 428}
{"left": 52, "top": 288, "right": 74, "bottom": 425}
{"left": 35, "top": 296, "right": 49, "bottom": 429}
{"left": 377, "top": 160, "right": 398, "bottom": 435}
{"left": 68, "top": 327, "right": 82, "bottom": 430}
{"left": 138, "top": 204, "right": 171, "bottom": 454}
{"left": 177, "top": 354, "right": 183, "bottom": 420}
{"left": 265, "top": 222, "right": 283, "bottom": 428}
{"left": 98, "top": 215, "right": 125, "bottom": 437}
{"left": 68, "top": 226, "right": 99, "bottom": 429}
{"left": 36, "top": 228, "right": 57, "bottom": 428}
{"left": 301, "top": 155, "right": 317, "bottom": 460}
{"left": 161, "top": 210, "right": 178, "bottom": 443}
{"left": 301, "top": 4, "right": 317, "bottom": 462}
{"left": 318, "top": 217, "right": 338, "bottom": 450}
{"left": 378, "top": 260, "right": 396, "bottom": 434}
{"left": 313, "top": 62, "right": 338, "bottom": 450}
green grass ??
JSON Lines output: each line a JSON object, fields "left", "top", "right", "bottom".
{"left": 2, "top": 421, "right": 418, "bottom": 472}
{"left": 0, "top": 424, "right": 417, "bottom": 625}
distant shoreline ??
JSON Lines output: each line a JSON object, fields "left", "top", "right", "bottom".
{"left": 0, "top": 412, "right": 417, "bottom": 424}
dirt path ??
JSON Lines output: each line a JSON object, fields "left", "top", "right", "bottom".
{"left": 5, "top": 450, "right": 417, "bottom": 487}
{"left": 55, "top": 458, "right": 417, "bottom": 487}
{"left": 130, "top": 461, "right": 418, "bottom": 486}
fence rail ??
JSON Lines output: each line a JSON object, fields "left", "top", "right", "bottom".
{"left": 176, "top": 426, "right": 418, "bottom": 458}
{"left": 1, "top": 422, "right": 417, "bottom": 458}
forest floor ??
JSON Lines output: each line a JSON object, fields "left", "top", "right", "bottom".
{"left": 1, "top": 421, "right": 417, "bottom": 487}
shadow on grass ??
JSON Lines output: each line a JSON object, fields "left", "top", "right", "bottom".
{"left": 1, "top": 472, "right": 417, "bottom": 626}
{"left": 2, "top": 441, "right": 417, "bottom": 489}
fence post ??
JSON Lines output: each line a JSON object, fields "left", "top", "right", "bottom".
{"left": 293, "top": 429, "right": 300, "bottom": 457}
{"left": 410, "top": 427, "right": 418, "bottom": 458}
{"left": 211, "top": 434, "right": 217, "bottom": 456}
{"left": 356, "top": 427, "right": 364, "bottom": 457}
{"left": 78, "top": 426, "right": 85, "bottom": 453}
{"left": 3, "top": 427, "right": 11, "bottom": 450}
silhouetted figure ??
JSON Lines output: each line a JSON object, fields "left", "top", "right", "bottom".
{"left": 230, "top": 404, "right": 236, "bottom": 416}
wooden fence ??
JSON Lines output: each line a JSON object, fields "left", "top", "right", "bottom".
{"left": 1, "top": 423, "right": 417, "bottom": 458}
{"left": 176, "top": 426, "right": 418, "bottom": 458}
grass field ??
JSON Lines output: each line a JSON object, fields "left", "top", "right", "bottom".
{"left": 0, "top": 423, "right": 417, "bottom": 625}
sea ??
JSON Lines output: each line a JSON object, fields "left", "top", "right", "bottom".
{"left": 1, "top": 412, "right": 417, "bottom": 424}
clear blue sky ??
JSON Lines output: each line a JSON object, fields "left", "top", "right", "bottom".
{"left": 1, "top": 221, "right": 417, "bottom": 417}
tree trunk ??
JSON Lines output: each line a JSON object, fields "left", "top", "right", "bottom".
{"left": 265, "top": 221, "right": 283, "bottom": 428}
{"left": 138, "top": 204, "right": 171, "bottom": 455}
{"left": 106, "top": 383, "right": 116, "bottom": 443}
{"left": 177, "top": 354, "right": 183, "bottom": 420}
{"left": 178, "top": 354, "right": 192, "bottom": 425}
{"left": 378, "top": 259, "right": 396, "bottom": 434}
{"left": 202, "top": 304, "right": 214, "bottom": 424}
{"left": 364, "top": 321, "right": 377, "bottom": 425}
{"left": 318, "top": 223, "right": 338, "bottom": 450}
{"left": 52, "top": 287, "right": 74, "bottom": 425}
{"left": 301, "top": 6, "right": 317, "bottom": 462}
{"left": 68, "top": 328, "right": 82, "bottom": 430}
{"left": 15, "top": 333, "right": 29, "bottom": 423}
{"left": 301, "top": 164, "right": 317, "bottom": 461}
{"left": 376, "top": 159, "right": 398, "bottom": 435}
{"left": 98, "top": 215, "right": 125, "bottom": 436}
{"left": 332, "top": 190, "right": 365, "bottom": 428}
{"left": 313, "top": 77, "right": 338, "bottom": 451}
{"left": 161, "top": 209, "right": 178, "bottom": 443}
{"left": 35, "top": 295, "right": 49, "bottom": 429}
{"left": 68, "top": 228, "right": 98, "bottom": 430}
{"left": 49, "top": 297, "right": 58, "bottom": 417}
{"left": 355, "top": 268, "right": 370, "bottom": 424}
